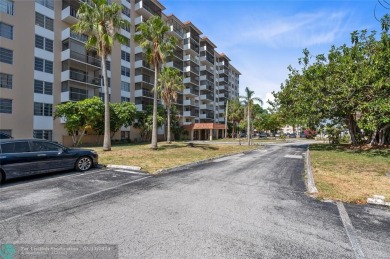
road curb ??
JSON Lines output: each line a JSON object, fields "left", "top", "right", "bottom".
{"left": 305, "top": 147, "right": 318, "bottom": 194}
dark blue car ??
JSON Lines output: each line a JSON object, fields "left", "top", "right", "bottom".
{"left": 0, "top": 139, "right": 98, "bottom": 183}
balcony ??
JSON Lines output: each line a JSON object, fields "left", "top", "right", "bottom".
{"left": 61, "top": 28, "right": 88, "bottom": 43}
{"left": 183, "top": 88, "right": 198, "bottom": 96}
{"left": 135, "top": 0, "right": 162, "bottom": 18}
{"left": 200, "top": 56, "right": 213, "bottom": 66}
{"left": 61, "top": 70, "right": 101, "bottom": 87}
{"left": 135, "top": 15, "right": 144, "bottom": 26}
{"left": 61, "top": 49, "right": 101, "bottom": 68}
{"left": 168, "top": 25, "right": 184, "bottom": 39}
{"left": 135, "top": 74, "right": 154, "bottom": 85}
{"left": 183, "top": 111, "right": 198, "bottom": 117}
{"left": 200, "top": 94, "right": 214, "bottom": 101}
{"left": 62, "top": 6, "right": 78, "bottom": 25}
{"left": 200, "top": 84, "right": 213, "bottom": 91}
{"left": 200, "top": 104, "right": 214, "bottom": 110}
{"left": 183, "top": 77, "right": 199, "bottom": 85}
{"left": 184, "top": 55, "right": 199, "bottom": 64}
{"left": 61, "top": 89, "right": 94, "bottom": 102}
{"left": 135, "top": 60, "right": 154, "bottom": 70}
{"left": 135, "top": 89, "right": 153, "bottom": 98}
{"left": 183, "top": 44, "right": 198, "bottom": 56}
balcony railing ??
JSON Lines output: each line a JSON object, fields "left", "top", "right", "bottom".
{"left": 67, "top": 70, "right": 101, "bottom": 86}
{"left": 66, "top": 50, "right": 100, "bottom": 67}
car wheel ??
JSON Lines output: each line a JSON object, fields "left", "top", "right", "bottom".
{"left": 75, "top": 156, "right": 92, "bottom": 171}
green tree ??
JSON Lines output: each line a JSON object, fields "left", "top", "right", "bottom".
{"left": 227, "top": 97, "right": 244, "bottom": 138}
{"left": 134, "top": 105, "right": 165, "bottom": 142}
{"left": 73, "top": 0, "right": 130, "bottom": 151}
{"left": 240, "top": 87, "right": 263, "bottom": 145}
{"left": 93, "top": 102, "right": 137, "bottom": 140}
{"left": 273, "top": 16, "right": 390, "bottom": 146}
{"left": 54, "top": 97, "right": 104, "bottom": 146}
{"left": 134, "top": 16, "right": 178, "bottom": 149}
{"left": 158, "top": 67, "right": 184, "bottom": 143}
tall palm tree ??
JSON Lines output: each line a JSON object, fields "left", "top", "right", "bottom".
{"left": 158, "top": 67, "right": 184, "bottom": 143}
{"left": 228, "top": 97, "right": 244, "bottom": 138}
{"left": 240, "top": 87, "right": 263, "bottom": 145}
{"left": 73, "top": 0, "right": 129, "bottom": 151}
{"left": 134, "top": 16, "right": 177, "bottom": 149}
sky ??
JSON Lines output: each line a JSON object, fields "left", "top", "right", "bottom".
{"left": 160, "top": 0, "right": 388, "bottom": 108}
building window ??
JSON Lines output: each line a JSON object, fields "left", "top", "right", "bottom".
{"left": 0, "top": 47, "right": 13, "bottom": 64}
{"left": 34, "top": 80, "right": 53, "bottom": 95}
{"left": 0, "top": 0, "right": 14, "bottom": 15}
{"left": 122, "top": 37, "right": 130, "bottom": 47}
{"left": 121, "top": 97, "right": 130, "bottom": 102}
{"left": 121, "top": 131, "right": 130, "bottom": 140}
{"left": 0, "top": 73, "right": 12, "bottom": 89}
{"left": 35, "top": 35, "right": 53, "bottom": 52}
{"left": 121, "top": 50, "right": 130, "bottom": 62}
{"left": 0, "top": 98, "right": 12, "bottom": 114}
{"left": 35, "top": 57, "right": 53, "bottom": 74}
{"left": 121, "top": 5, "right": 130, "bottom": 18}
{"left": 35, "top": 12, "right": 54, "bottom": 31}
{"left": 34, "top": 102, "right": 52, "bottom": 116}
{"left": 35, "top": 0, "right": 53, "bottom": 10}
{"left": 121, "top": 66, "right": 130, "bottom": 77}
{"left": 0, "top": 22, "right": 13, "bottom": 39}
{"left": 121, "top": 81, "right": 130, "bottom": 92}
{"left": 33, "top": 130, "right": 52, "bottom": 140}
{"left": 99, "top": 93, "right": 111, "bottom": 102}
{"left": 106, "top": 60, "right": 111, "bottom": 70}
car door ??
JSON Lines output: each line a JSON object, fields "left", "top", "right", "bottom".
{"left": 0, "top": 141, "right": 35, "bottom": 179}
{"left": 30, "top": 140, "right": 69, "bottom": 172}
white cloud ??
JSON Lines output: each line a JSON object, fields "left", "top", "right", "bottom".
{"left": 219, "top": 10, "right": 350, "bottom": 49}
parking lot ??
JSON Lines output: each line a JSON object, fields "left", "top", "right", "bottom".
{"left": 0, "top": 168, "right": 150, "bottom": 222}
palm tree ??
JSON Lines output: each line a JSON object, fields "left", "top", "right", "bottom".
{"left": 134, "top": 16, "right": 177, "bottom": 149}
{"left": 73, "top": 0, "right": 129, "bottom": 151}
{"left": 228, "top": 97, "right": 244, "bottom": 138}
{"left": 240, "top": 87, "right": 263, "bottom": 145}
{"left": 158, "top": 67, "right": 184, "bottom": 143}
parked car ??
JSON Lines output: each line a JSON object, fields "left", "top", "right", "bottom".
{"left": 0, "top": 139, "right": 98, "bottom": 183}
{"left": 239, "top": 132, "right": 247, "bottom": 138}
{"left": 300, "top": 133, "right": 306, "bottom": 138}
{"left": 258, "top": 133, "right": 267, "bottom": 138}
{"left": 0, "top": 132, "right": 13, "bottom": 139}
{"left": 289, "top": 133, "right": 297, "bottom": 138}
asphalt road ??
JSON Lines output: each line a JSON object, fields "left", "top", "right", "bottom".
{"left": 0, "top": 143, "right": 389, "bottom": 258}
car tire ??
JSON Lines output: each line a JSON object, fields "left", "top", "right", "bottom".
{"left": 75, "top": 156, "right": 93, "bottom": 172}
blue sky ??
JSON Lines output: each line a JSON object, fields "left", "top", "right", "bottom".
{"left": 160, "top": 0, "right": 387, "bottom": 108}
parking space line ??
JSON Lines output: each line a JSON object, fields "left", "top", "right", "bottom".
{"left": 0, "top": 168, "right": 109, "bottom": 192}
{"left": 0, "top": 176, "right": 151, "bottom": 223}
{"left": 337, "top": 202, "right": 366, "bottom": 259}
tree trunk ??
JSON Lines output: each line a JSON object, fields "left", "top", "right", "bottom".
{"left": 379, "top": 124, "right": 390, "bottom": 146}
{"left": 247, "top": 106, "right": 251, "bottom": 145}
{"left": 151, "top": 63, "right": 159, "bottom": 150}
{"left": 167, "top": 107, "right": 171, "bottom": 143}
{"left": 102, "top": 50, "right": 111, "bottom": 151}
{"left": 369, "top": 130, "right": 378, "bottom": 146}
{"left": 347, "top": 114, "right": 360, "bottom": 146}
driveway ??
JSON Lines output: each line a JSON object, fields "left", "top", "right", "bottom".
{"left": 0, "top": 144, "right": 389, "bottom": 258}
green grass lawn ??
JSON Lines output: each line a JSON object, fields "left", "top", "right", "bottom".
{"left": 91, "top": 142, "right": 257, "bottom": 174}
{"left": 310, "top": 144, "right": 390, "bottom": 204}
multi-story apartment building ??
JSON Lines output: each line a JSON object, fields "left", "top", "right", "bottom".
{"left": 0, "top": 0, "right": 240, "bottom": 143}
